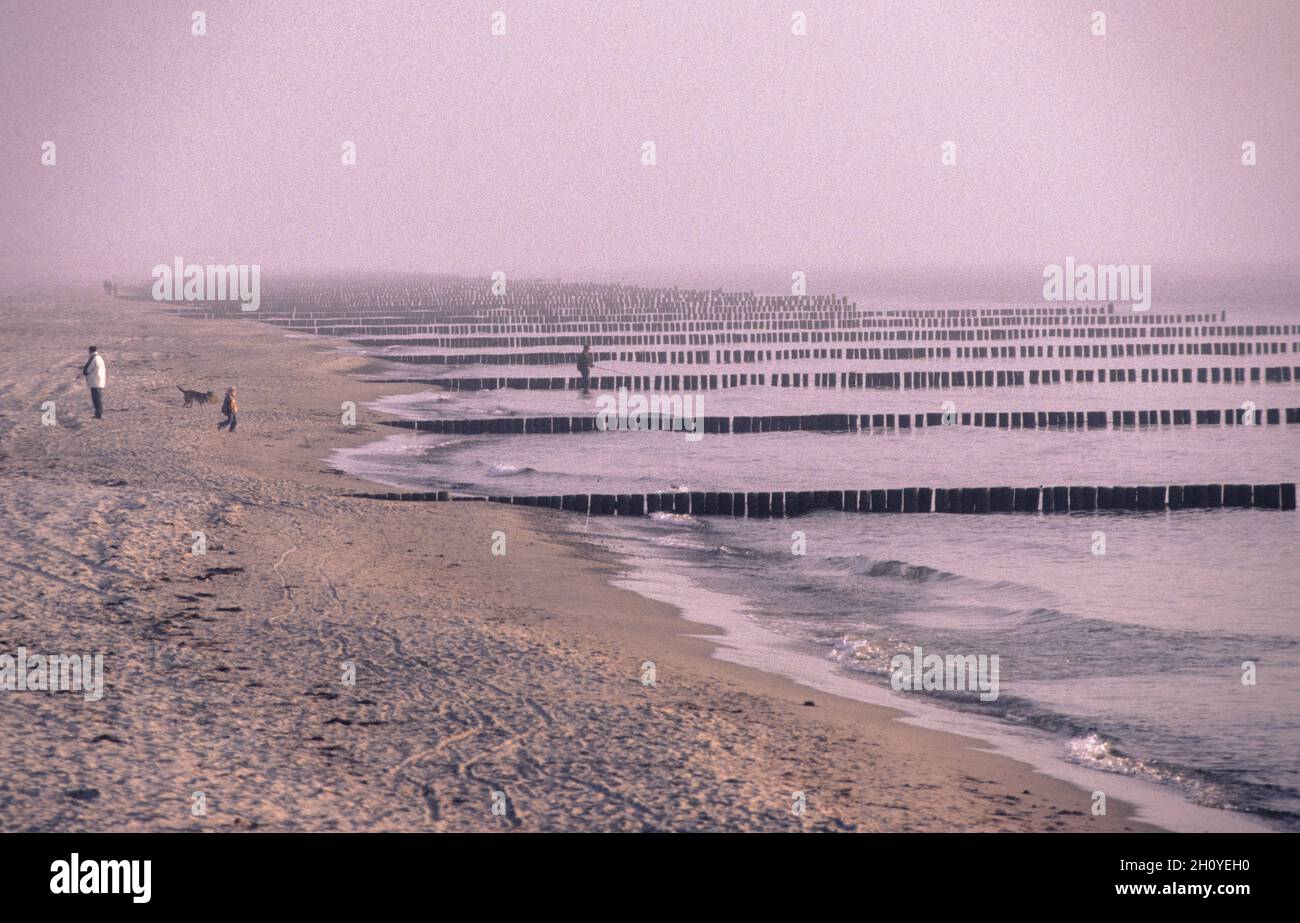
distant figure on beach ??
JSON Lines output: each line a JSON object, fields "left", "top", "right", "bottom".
{"left": 217, "top": 387, "right": 238, "bottom": 432}
{"left": 80, "top": 346, "right": 106, "bottom": 419}
{"left": 577, "top": 344, "right": 593, "bottom": 394}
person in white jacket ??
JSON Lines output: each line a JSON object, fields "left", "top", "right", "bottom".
{"left": 81, "top": 346, "right": 106, "bottom": 419}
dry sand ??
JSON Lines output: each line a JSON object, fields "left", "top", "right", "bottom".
{"left": 0, "top": 292, "right": 1154, "bottom": 831}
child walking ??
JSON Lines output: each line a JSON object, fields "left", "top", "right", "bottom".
{"left": 217, "top": 387, "right": 238, "bottom": 432}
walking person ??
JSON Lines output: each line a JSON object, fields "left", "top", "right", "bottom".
{"left": 217, "top": 387, "right": 238, "bottom": 432}
{"left": 80, "top": 346, "right": 106, "bottom": 419}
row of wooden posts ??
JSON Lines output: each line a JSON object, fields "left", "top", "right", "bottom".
{"left": 380, "top": 406, "right": 1300, "bottom": 436}
{"left": 350, "top": 483, "right": 1296, "bottom": 514}
{"left": 228, "top": 304, "right": 1228, "bottom": 327}
{"left": 375, "top": 364, "right": 1298, "bottom": 392}
{"left": 253, "top": 302, "right": 1222, "bottom": 322}
{"left": 332, "top": 326, "right": 1298, "bottom": 346}
{"left": 353, "top": 341, "right": 1293, "bottom": 365}
{"left": 237, "top": 307, "right": 1255, "bottom": 332}
{"left": 271, "top": 319, "right": 1274, "bottom": 337}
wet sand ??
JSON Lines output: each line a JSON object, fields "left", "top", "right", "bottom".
{"left": 0, "top": 292, "right": 1154, "bottom": 831}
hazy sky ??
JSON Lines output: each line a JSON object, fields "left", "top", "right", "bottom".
{"left": 1, "top": 0, "right": 1296, "bottom": 286}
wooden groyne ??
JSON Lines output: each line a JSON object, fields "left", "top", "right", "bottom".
{"left": 341, "top": 338, "right": 1294, "bottom": 365}
{"left": 365, "top": 364, "right": 1298, "bottom": 393}
{"left": 166, "top": 278, "right": 1297, "bottom": 350}
{"left": 347, "top": 483, "right": 1296, "bottom": 515}
{"left": 378, "top": 405, "right": 1300, "bottom": 435}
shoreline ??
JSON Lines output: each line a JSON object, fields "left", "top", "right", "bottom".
{"left": 329, "top": 352, "right": 1278, "bottom": 832}
{"left": 1, "top": 290, "right": 1173, "bottom": 831}
{"left": 585, "top": 534, "right": 1270, "bottom": 833}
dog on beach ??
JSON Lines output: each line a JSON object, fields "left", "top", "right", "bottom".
{"left": 177, "top": 385, "right": 215, "bottom": 407}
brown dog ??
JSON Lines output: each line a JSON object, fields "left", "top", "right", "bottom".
{"left": 177, "top": 385, "right": 215, "bottom": 407}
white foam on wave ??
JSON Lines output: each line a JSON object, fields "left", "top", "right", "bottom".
{"left": 485, "top": 462, "right": 535, "bottom": 477}
{"left": 649, "top": 511, "right": 698, "bottom": 524}
{"left": 369, "top": 390, "right": 454, "bottom": 418}
{"left": 828, "top": 634, "right": 895, "bottom": 671}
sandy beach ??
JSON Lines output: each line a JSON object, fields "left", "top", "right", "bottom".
{"left": 0, "top": 291, "right": 1156, "bottom": 832}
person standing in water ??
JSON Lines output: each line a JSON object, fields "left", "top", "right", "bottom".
{"left": 577, "top": 344, "right": 594, "bottom": 394}
{"left": 80, "top": 346, "right": 106, "bottom": 419}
